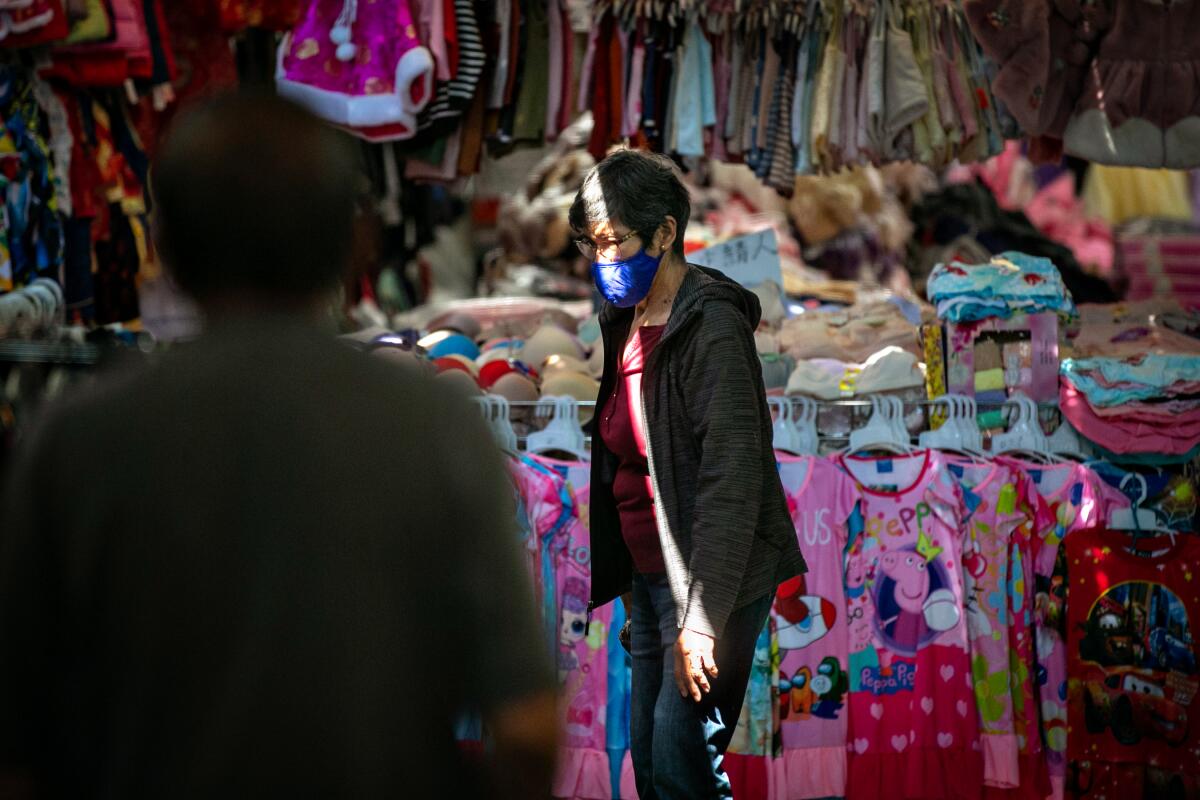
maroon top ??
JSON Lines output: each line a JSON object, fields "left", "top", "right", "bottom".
{"left": 600, "top": 325, "right": 666, "bottom": 575}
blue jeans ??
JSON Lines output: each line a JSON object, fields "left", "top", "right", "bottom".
{"left": 629, "top": 572, "right": 773, "bottom": 800}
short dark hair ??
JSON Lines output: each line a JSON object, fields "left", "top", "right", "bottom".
{"left": 150, "top": 91, "right": 361, "bottom": 303}
{"left": 568, "top": 149, "right": 691, "bottom": 257}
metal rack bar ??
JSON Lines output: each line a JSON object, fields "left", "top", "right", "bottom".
{"left": 497, "top": 397, "right": 1058, "bottom": 409}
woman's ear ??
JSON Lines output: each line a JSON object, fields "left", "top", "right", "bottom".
{"left": 654, "top": 215, "right": 678, "bottom": 256}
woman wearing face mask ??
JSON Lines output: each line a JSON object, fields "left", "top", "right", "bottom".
{"left": 571, "top": 149, "right": 806, "bottom": 799}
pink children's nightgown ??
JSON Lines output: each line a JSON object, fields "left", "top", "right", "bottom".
{"left": 948, "top": 457, "right": 1053, "bottom": 799}
{"left": 838, "top": 450, "right": 983, "bottom": 800}
{"left": 526, "top": 455, "right": 613, "bottom": 800}
{"left": 771, "top": 455, "right": 860, "bottom": 800}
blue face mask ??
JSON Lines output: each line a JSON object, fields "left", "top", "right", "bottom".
{"left": 591, "top": 248, "right": 664, "bottom": 308}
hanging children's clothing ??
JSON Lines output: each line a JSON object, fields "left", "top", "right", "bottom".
{"left": 999, "top": 458, "right": 1130, "bottom": 800}
{"left": 967, "top": 0, "right": 1200, "bottom": 169}
{"left": 773, "top": 454, "right": 861, "bottom": 800}
{"left": 1058, "top": 530, "right": 1200, "bottom": 797}
{"left": 523, "top": 454, "right": 614, "bottom": 800}
{"left": 838, "top": 450, "right": 983, "bottom": 800}
{"left": 276, "top": 0, "right": 435, "bottom": 140}
{"left": 947, "top": 457, "right": 1052, "bottom": 798}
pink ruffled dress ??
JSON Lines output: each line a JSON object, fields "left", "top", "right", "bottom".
{"left": 276, "top": 0, "right": 434, "bottom": 140}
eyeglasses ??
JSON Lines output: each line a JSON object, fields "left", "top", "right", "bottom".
{"left": 573, "top": 229, "right": 641, "bottom": 260}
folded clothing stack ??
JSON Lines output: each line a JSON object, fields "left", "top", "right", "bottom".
{"left": 1060, "top": 324, "right": 1200, "bottom": 460}
{"left": 927, "top": 251, "right": 1076, "bottom": 322}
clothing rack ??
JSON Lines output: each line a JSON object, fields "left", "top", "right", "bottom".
{"left": 0, "top": 341, "right": 100, "bottom": 366}
{"left": 499, "top": 398, "right": 1060, "bottom": 409}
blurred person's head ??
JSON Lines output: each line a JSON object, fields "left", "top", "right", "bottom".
{"left": 150, "top": 91, "right": 361, "bottom": 316}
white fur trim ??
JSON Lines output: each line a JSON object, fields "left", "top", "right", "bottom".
{"left": 1064, "top": 109, "right": 1200, "bottom": 169}
{"left": 395, "top": 45, "right": 435, "bottom": 115}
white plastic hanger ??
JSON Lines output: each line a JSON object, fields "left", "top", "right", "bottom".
{"left": 951, "top": 395, "right": 990, "bottom": 460}
{"left": 474, "top": 395, "right": 519, "bottom": 455}
{"left": 884, "top": 396, "right": 909, "bottom": 445}
{"left": 845, "top": 395, "right": 915, "bottom": 454}
{"left": 990, "top": 393, "right": 1053, "bottom": 459}
{"left": 526, "top": 396, "right": 590, "bottom": 461}
{"left": 790, "top": 396, "right": 819, "bottom": 456}
{"left": 919, "top": 396, "right": 960, "bottom": 450}
{"left": 1110, "top": 473, "right": 1175, "bottom": 546}
{"left": 920, "top": 395, "right": 989, "bottom": 462}
{"left": 770, "top": 397, "right": 803, "bottom": 455}
{"left": 1047, "top": 417, "right": 1089, "bottom": 462}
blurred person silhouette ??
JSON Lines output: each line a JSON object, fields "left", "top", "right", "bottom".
{"left": 0, "top": 92, "right": 556, "bottom": 799}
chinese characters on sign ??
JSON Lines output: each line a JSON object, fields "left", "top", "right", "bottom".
{"left": 689, "top": 228, "right": 783, "bottom": 291}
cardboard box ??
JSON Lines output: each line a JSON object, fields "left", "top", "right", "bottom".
{"left": 944, "top": 312, "right": 1059, "bottom": 403}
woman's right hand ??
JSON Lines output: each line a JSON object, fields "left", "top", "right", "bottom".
{"left": 674, "top": 628, "right": 719, "bottom": 702}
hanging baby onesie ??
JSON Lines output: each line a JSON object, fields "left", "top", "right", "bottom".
{"left": 774, "top": 454, "right": 860, "bottom": 800}
{"left": 999, "top": 458, "right": 1130, "bottom": 800}
{"left": 948, "top": 457, "right": 1053, "bottom": 796}
{"left": 839, "top": 450, "right": 982, "bottom": 800}
{"left": 277, "top": 0, "right": 434, "bottom": 139}
{"left": 1061, "top": 530, "right": 1200, "bottom": 792}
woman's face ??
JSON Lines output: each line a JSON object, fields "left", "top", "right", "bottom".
{"left": 578, "top": 219, "right": 644, "bottom": 262}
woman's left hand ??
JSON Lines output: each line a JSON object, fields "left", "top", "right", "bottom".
{"left": 673, "top": 628, "right": 718, "bottom": 702}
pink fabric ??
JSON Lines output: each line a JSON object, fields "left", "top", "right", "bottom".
{"left": 773, "top": 455, "right": 858, "bottom": 799}
{"left": 838, "top": 451, "right": 983, "bottom": 800}
{"left": 618, "top": 751, "right": 636, "bottom": 800}
{"left": 622, "top": 36, "right": 645, "bottom": 139}
{"left": 413, "top": 0, "right": 449, "bottom": 82}
{"left": 1006, "top": 500, "right": 1052, "bottom": 800}
{"left": 544, "top": 0, "right": 563, "bottom": 140}
{"left": 947, "top": 459, "right": 1049, "bottom": 790}
{"left": 508, "top": 457, "right": 566, "bottom": 593}
{"left": 1070, "top": 321, "right": 1200, "bottom": 359}
{"left": 528, "top": 457, "right": 613, "bottom": 800}
{"left": 999, "top": 458, "right": 1130, "bottom": 800}
{"left": 552, "top": 747, "right": 611, "bottom": 800}
{"left": 279, "top": 0, "right": 433, "bottom": 125}
{"left": 1078, "top": 369, "right": 1200, "bottom": 397}
{"left": 1024, "top": 175, "right": 1114, "bottom": 275}
{"left": 949, "top": 143, "right": 1113, "bottom": 274}
{"left": 58, "top": 0, "right": 147, "bottom": 62}
{"left": 1060, "top": 380, "right": 1200, "bottom": 455}
{"left": 1086, "top": 398, "right": 1200, "bottom": 420}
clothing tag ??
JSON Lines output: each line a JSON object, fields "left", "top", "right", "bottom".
{"left": 948, "top": 463, "right": 965, "bottom": 479}
{"left": 876, "top": 459, "right": 894, "bottom": 474}
{"left": 877, "top": 484, "right": 899, "bottom": 493}
{"left": 1028, "top": 468, "right": 1043, "bottom": 484}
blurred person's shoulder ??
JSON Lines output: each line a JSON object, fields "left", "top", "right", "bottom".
{"left": 33, "top": 315, "right": 458, "bottom": 464}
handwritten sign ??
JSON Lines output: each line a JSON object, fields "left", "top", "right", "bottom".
{"left": 689, "top": 228, "right": 783, "bottom": 290}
